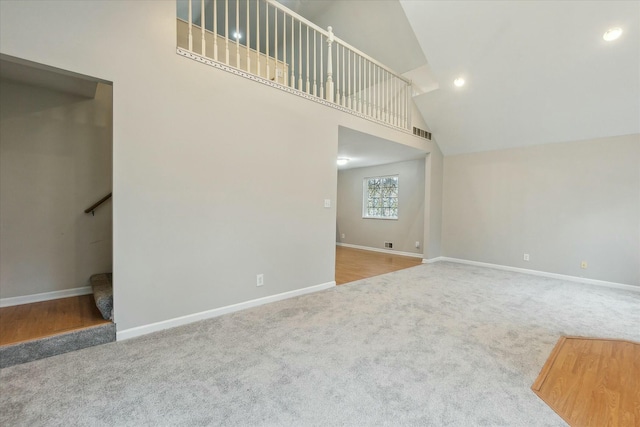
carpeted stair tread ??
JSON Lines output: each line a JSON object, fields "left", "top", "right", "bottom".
{"left": 90, "top": 273, "right": 113, "bottom": 320}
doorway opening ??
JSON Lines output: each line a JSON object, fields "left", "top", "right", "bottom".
{"left": 335, "top": 126, "right": 426, "bottom": 285}
{"left": 0, "top": 54, "right": 114, "bottom": 367}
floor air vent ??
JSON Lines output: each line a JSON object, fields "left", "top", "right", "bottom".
{"left": 413, "top": 126, "right": 432, "bottom": 140}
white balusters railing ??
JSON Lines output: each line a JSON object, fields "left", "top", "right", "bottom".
{"left": 176, "top": 0, "right": 412, "bottom": 131}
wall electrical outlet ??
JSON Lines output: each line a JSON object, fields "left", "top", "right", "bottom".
{"left": 256, "top": 274, "right": 264, "bottom": 286}
{"left": 523, "top": 253, "right": 530, "bottom": 261}
{"left": 341, "top": 233, "right": 345, "bottom": 239}
{"left": 324, "top": 199, "right": 331, "bottom": 208}
{"left": 384, "top": 242, "right": 393, "bottom": 249}
{"left": 581, "top": 261, "right": 588, "bottom": 269}
{"left": 415, "top": 241, "right": 420, "bottom": 248}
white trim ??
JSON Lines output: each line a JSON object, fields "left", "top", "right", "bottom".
{"left": 0, "top": 286, "right": 92, "bottom": 308}
{"left": 336, "top": 242, "right": 423, "bottom": 259}
{"left": 422, "top": 256, "right": 444, "bottom": 264}
{"left": 429, "top": 257, "right": 640, "bottom": 293}
{"left": 117, "top": 281, "right": 336, "bottom": 341}
{"left": 176, "top": 48, "right": 412, "bottom": 135}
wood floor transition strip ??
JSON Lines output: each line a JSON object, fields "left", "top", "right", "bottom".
{"left": 532, "top": 336, "right": 567, "bottom": 392}
{"left": 335, "top": 245, "right": 422, "bottom": 285}
{"left": 532, "top": 336, "right": 640, "bottom": 427}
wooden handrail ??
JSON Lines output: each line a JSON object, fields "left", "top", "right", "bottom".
{"left": 84, "top": 192, "right": 112, "bottom": 215}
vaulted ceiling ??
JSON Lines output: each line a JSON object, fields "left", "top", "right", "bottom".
{"left": 293, "top": 0, "right": 639, "bottom": 156}
{"left": 401, "top": 0, "right": 640, "bottom": 155}
{"left": 178, "top": 1, "right": 638, "bottom": 157}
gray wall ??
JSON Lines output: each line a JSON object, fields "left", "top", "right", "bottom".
{"left": 442, "top": 134, "right": 640, "bottom": 286}
{"left": 425, "top": 149, "right": 443, "bottom": 259}
{"left": 0, "top": 81, "right": 112, "bottom": 298}
{"left": 337, "top": 159, "right": 425, "bottom": 254}
{"left": 0, "top": 0, "right": 440, "bottom": 332}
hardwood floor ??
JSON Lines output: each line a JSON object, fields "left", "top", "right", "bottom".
{"left": 0, "top": 294, "right": 110, "bottom": 346}
{"left": 532, "top": 336, "right": 640, "bottom": 427}
{"left": 335, "top": 245, "right": 423, "bottom": 285}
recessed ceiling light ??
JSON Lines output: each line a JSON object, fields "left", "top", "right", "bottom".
{"left": 454, "top": 77, "right": 465, "bottom": 87}
{"left": 337, "top": 158, "right": 350, "bottom": 166}
{"left": 603, "top": 27, "right": 622, "bottom": 41}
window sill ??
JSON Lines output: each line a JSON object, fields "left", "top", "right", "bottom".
{"left": 362, "top": 216, "right": 398, "bottom": 221}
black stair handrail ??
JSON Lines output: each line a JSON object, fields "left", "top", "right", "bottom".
{"left": 84, "top": 192, "right": 112, "bottom": 216}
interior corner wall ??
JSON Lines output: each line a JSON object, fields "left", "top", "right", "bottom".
{"left": 0, "top": 80, "right": 113, "bottom": 298}
{"left": 424, "top": 146, "right": 443, "bottom": 259}
{"left": 337, "top": 159, "right": 425, "bottom": 254}
{"left": 442, "top": 134, "right": 640, "bottom": 286}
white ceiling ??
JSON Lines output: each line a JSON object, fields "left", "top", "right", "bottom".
{"left": 0, "top": 54, "right": 103, "bottom": 98}
{"left": 400, "top": 0, "right": 640, "bottom": 155}
{"left": 293, "top": 1, "right": 639, "bottom": 157}
{"left": 337, "top": 127, "right": 426, "bottom": 171}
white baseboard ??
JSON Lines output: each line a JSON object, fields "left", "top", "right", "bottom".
{"left": 0, "top": 286, "right": 93, "bottom": 308}
{"left": 427, "top": 257, "right": 640, "bottom": 293}
{"left": 336, "top": 242, "right": 423, "bottom": 259}
{"left": 422, "top": 257, "right": 444, "bottom": 264}
{"left": 116, "top": 281, "right": 336, "bottom": 341}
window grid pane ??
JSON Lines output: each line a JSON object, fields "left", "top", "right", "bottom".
{"left": 364, "top": 175, "right": 398, "bottom": 219}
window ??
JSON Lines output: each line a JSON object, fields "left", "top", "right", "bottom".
{"left": 363, "top": 175, "right": 399, "bottom": 219}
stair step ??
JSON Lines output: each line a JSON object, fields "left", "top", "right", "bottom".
{"left": 0, "top": 323, "right": 116, "bottom": 368}
{"left": 90, "top": 273, "right": 113, "bottom": 320}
